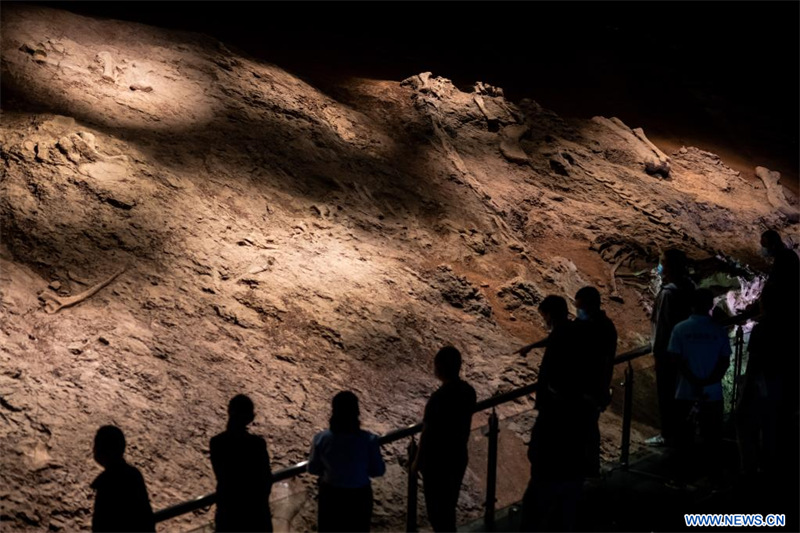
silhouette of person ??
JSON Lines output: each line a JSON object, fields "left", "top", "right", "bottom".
{"left": 750, "top": 230, "right": 799, "bottom": 474}
{"left": 90, "top": 425, "right": 155, "bottom": 533}
{"left": 574, "top": 286, "right": 618, "bottom": 477}
{"left": 648, "top": 248, "right": 695, "bottom": 447}
{"left": 737, "top": 290, "right": 783, "bottom": 478}
{"left": 758, "top": 229, "right": 799, "bottom": 322}
{"left": 738, "top": 282, "right": 800, "bottom": 470}
{"left": 412, "top": 346, "right": 477, "bottom": 532}
{"left": 521, "top": 295, "right": 586, "bottom": 532}
{"left": 742, "top": 240, "right": 800, "bottom": 531}
{"left": 308, "top": 391, "right": 385, "bottom": 532}
{"left": 668, "top": 288, "right": 730, "bottom": 484}
{"left": 210, "top": 394, "right": 273, "bottom": 532}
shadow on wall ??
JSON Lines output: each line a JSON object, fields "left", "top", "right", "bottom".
{"left": 0, "top": 4, "right": 484, "bottom": 235}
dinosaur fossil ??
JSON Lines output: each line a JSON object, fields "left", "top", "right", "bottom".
{"left": 40, "top": 266, "right": 127, "bottom": 314}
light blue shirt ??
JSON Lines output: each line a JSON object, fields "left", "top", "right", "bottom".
{"left": 307, "top": 430, "right": 385, "bottom": 488}
{"left": 668, "top": 314, "right": 732, "bottom": 401}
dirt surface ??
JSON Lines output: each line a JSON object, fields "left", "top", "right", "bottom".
{"left": 1, "top": 5, "right": 798, "bottom": 532}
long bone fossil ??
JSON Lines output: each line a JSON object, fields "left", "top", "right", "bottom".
{"left": 609, "top": 252, "right": 634, "bottom": 303}
{"left": 41, "top": 266, "right": 127, "bottom": 314}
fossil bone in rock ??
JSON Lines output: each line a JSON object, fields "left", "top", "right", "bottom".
{"left": 40, "top": 266, "right": 127, "bottom": 314}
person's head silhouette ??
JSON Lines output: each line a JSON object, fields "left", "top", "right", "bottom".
{"left": 538, "top": 295, "right": 568, "bottom": 330}
{"left": 94, "top": 425, "right": 126, "bottom": 468}
{"left": 691, "top": 288, "right": 715, "bottom": 316}
{"left": 329, "top": 391, "right": 360, "bottom": 434}
{"left": 760, "top": 229, "right": 785, "bottom": 257}
{"left": 575, "top": 286, "right": 602, "bottom": 320}
{"left": 227, "top": 394, "right": 255, "bottom": 431}
{"left": 434, "top": 346, "right": 462, "bottom": 383}
{"left": 660, "top": 248, "right": 688, "bottom": 282}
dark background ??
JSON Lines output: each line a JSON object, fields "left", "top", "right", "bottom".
{"left": 23, "top": 1, "right": 800, "bottom": 183}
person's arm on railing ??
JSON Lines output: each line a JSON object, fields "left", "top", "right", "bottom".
{"left": 514, "top": 337, "right": 549, "bottom": 357}
{"left": 410, "top": 429, "right": 423, "bottom": 475}
{"left": 411, "top": 401, "right": 431, "bottom": 475}
{"left": 261, "top": 437, "right": 273, "bottom": 492}
{"left": 719, "top": 308, "right": 759, "bottom": 327}
{"left": 307, "top": 434, "right": 323, "bottom": 476}
{"left": 368, "top": 433, "right": 386, "bottom": 478}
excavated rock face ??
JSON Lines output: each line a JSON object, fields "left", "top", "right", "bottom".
{"left": 1, "top": 5, "right": 798, "bottom": 532}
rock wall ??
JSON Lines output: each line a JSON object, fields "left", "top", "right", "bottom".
{"left": 1, "top": 5, "right": 797, "bottom": 531}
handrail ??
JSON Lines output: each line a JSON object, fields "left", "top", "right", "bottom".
{"left": 611, "top": 343, "right": 653, "bottom": 365}
{"left": 718, "top": 309, "right": 758, "bottom": 328}
{"left": 154, "top": 494, "right": 216, "bottom": 523}
{"left": 154, "top": 343, "right": 646, "bottom": 523}
{"left": 154, "top": 309, "right": 754, "bottom": 523}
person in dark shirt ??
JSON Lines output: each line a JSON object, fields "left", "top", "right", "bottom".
{"left": 308, "top": 390, "right": 386, "bottom": 533}
{"left": 574, "top": 286, "right": 618, "bottom": 478}
{"left": 648, "top": 248, "right": 695, "bottom": 447}
{"left": 759, "top": 229, "right": 800, "bottom": 323}
{"left": 91, "top": 425, "right": 155, "bottom": 533}
{"left": 210, "top": 394, "right": 273, "bottom": 532}
{"left": 738, "top": 287, "right": 800, "bottom": 478}
{"left": 521, "top": 295, "right": 586, "bottom": 532}
{"left": 412, "top": 346, "right": 477, "bottom": 532}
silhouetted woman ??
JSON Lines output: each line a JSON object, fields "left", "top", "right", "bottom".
{"left": 308, "top": 391, "right": 386, "bottom": 532}
{"left": 210, "top": 394, "right": 273, "bottom": 532}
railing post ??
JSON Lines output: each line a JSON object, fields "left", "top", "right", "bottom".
{"left": 484, "top": 407, "right": 499, "bottom": 531}
{"left": 620, "top": 361, "right": 634, "bottom": 469}
{"left": 406, "top": 437, "right": 418, "bottom": 532}
{"left": 731, "top": 325, "right": 744, "bottom": 411}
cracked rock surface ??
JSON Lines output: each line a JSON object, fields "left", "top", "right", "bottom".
{"left": 1, "top": 5, "right": 798, "bottom": 532}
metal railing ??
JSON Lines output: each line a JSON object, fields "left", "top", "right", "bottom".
{"left": 154, "top": 311, "right": 754, "bottom": 530}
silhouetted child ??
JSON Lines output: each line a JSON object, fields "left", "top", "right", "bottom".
{"left": 210, "top": 395, "right": 273, "bottom": 532}
{"left": 91, "top": 425, "right": 155, "bottom": 532}
{"left": 412, "top": 345, "right": 476, "bottom": 532}
{"left": 308, "top": 391, "right": 385, "bottom": 532}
